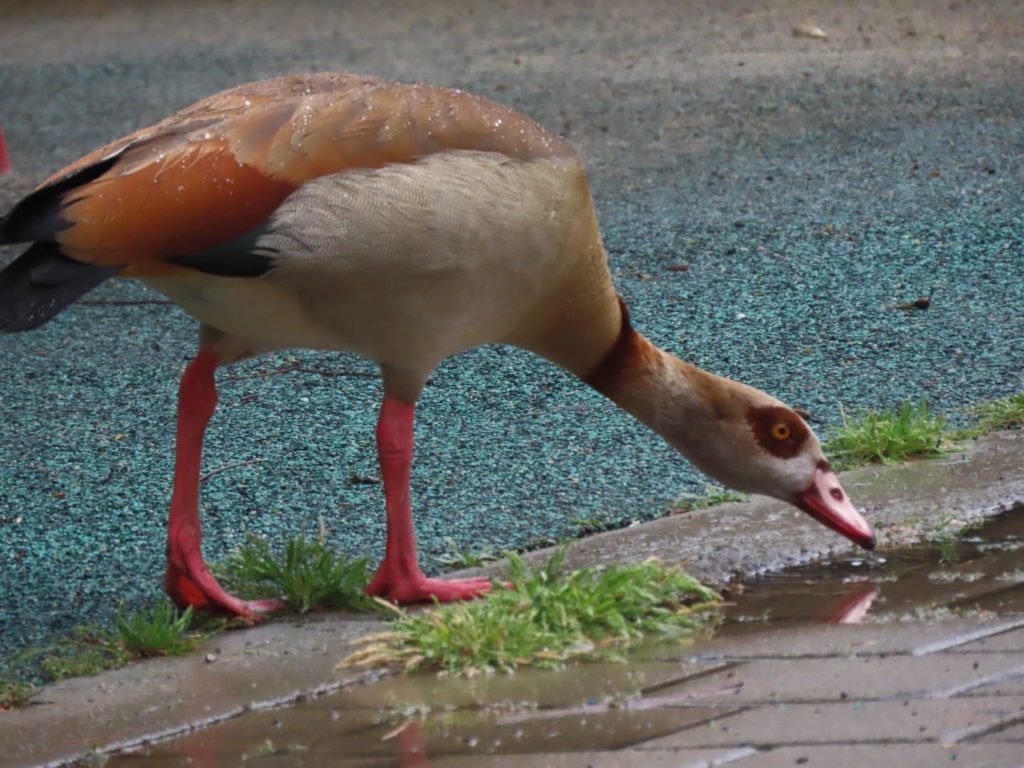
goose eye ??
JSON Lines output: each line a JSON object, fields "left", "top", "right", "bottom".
{"left": 748, "top": 406, "right": 809, "bottom": 458}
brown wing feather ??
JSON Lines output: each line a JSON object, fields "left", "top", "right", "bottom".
{"left": 42, "top": 73, "right": 574, "bottom": 274}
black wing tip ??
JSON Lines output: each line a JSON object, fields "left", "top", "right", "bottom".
{"left": 0, "top": 151, "right": 123, "bottom": 245}
{"left": 0, "top": 242, "right": 119, "bottom": 332}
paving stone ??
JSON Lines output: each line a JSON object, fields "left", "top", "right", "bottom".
{"left": 110, "top": 699, "right": 737, "bottom": 762}
{"left": 976, "top": 721, "right": 1024, "bottom": 742}
{"left": 955, "top": 622, "right": 1024, "bottom": 654}
{"left": 638, "top": 697, "right": 1024, "bottom": 748}
{"left": 419, "top": 704, "right": 738, "bottom": 756}
{"left": 428, "top": 747, "right": 759, "bottom": 767}
{"left": 643, "top": 654, "right": 1024, "bottom": 704}
{"left": 635, "top": 619, "right": 1024, "bottom": 662}
{"left": 728, "top": 743, "right": 1024, "bottom": 768}
{"left": 112, "top": 706, "right": 383, "bottom": 758}
{"left": 112, "top": 753, "right": 391, "bottom": 768}
{"left": 317, "top": 659, "right": 726, "bottom": 711}
{"left": 932, "top": 662, "right": 1024, "bottom": 700}
{"left": 962, "top": 676, "right": 1024, "bottom": 697}
{"left": 0, "top": 617, "right": 380, "bottom": 768}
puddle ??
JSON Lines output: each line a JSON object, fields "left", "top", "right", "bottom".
{"left": 105, "top": 508, "right": 1024, "bottom": 767}
{"left": 725, "top": 508, "right": 1024, "bottom": 628}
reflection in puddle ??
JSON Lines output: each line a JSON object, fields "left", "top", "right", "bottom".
{"left": 107, "top": 508, "right": 1024, "bottom": 767}
{"left": 831, "top": 586, "right": 879, "bottom": 623}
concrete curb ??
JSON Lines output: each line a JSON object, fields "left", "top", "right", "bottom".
{"left": 2, "top": 431, "right": 1022, "bottom": 767}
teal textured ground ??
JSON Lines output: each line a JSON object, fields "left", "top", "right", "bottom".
{"left": 1, "top": 2, "right": 1022, "bottom": 679}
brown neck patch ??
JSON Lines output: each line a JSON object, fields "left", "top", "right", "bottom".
{"left": 747, "top": 405, "right": 810, "bottom": 459}
{"left": 584, "top": 297, "right": 645, "bottom": 396}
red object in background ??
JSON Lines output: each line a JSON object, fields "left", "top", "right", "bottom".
{"left": 0, "top": 127, "right": 10, "bottom": 173}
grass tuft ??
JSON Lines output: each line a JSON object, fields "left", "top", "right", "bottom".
{"left": 243, "top": 740, "right": 309, "bottom": 759}
{"left": 341, "top": 548, "right": 719, "bottom": 676}
{"left": 8, "top": 606, "right": 227, "bottom": 690}
{"left": 215, "top": 533, "right": 375, "bottom": 613}
{"left": 667, "top": 486, "right": 746, "bottom": 515}
{"left": 433, "top": 536, "right": 501, "bottom": 569}
{"left": 30, "top": 604, "right": 206, "bottom": 682}
{"left": 116, "top": 604, "right": 201, "bottom": 658}
{"left": 826, "top": 401, "right": 947, "bottom": 469}
{"left": 37, "top": 626, "right": 131, "bottom": 681}
{"left": 957, "top": 393, "right": 1024, "bottom": 438}
{"left": 0, "top": 679, "right": 36, "bottom": 710}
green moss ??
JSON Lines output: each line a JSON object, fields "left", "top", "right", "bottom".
{"left": 13, "top": 604, "right": 215, "bottom": 684}
{"left": 953, "top": 393, "right": 1024, "bottom": 439}
{"left": 0, "top": 679, "right": 36, "bottom": 710}
{"left": 37, "top": 626, "right": 131, "bottom": 682}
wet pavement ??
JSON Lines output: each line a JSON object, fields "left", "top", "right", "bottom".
{"left": 725, "top": 509, "right": 1024, "bottom": 627}
{"left": 3, "top": 434, "right": 1022, "bottom": 768}
{"left": 97, "top": 508, "right": 1024, "bottom": 768}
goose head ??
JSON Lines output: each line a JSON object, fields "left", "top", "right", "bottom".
{"left": 584, "top": 309, "right": 875, "bottom": 550}
{"left": 661, "top": 369, "right": 876, "bottom": 549}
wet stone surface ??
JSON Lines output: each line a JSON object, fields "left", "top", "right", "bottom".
{"left": 105, "top": 509, "right": 1024, "bottom": 767}
{"left": 724, "top": 505, "right": 1024, "bottom": 628}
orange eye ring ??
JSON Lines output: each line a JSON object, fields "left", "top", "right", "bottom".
{"left": 771, "top": 423, "right": 792, "bottom": 441}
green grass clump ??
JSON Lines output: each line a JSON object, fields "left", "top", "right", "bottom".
{"left": 342, "top": 549, "right": 719, "bottom": 676}
{"left": 116, "top": 604, "right": 202, "bottom": 658}
{"left": 215, "top": 533, "right": 375, "bottom": 613}
{"left": 433, "top": 536, "right": 501, "bottom": 569}
{"left": 826, "top": 401, "right": 947, "bottom": 469}
{"left": 30, "top": 605, "right": 207, "bottom": 682}
{"left": 667, "top": 486, "right": 746, "bottom": 515}
{"left": 961, "top": 394, "right": 1024, "bottom": 437}
{"left": 569, "top": 512, "right": 617, "bottom": 534}
{"left": 5, "top": 533, "right": 374, "bottom": 695}
{"left": 37, "top": 626, "right": 131, "bottom": 681}
{"left": 824, "top": 394, "right": 1022, "bottom": 467}
{"left": 0, "top": 679, "right": 36, "bottom": 710}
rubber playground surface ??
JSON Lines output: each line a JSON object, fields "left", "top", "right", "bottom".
{"left": 0, "top": 1, "right": 1022, "bottom": 675}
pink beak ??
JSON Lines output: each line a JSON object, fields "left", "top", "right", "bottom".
{"left": 794, "top": 464, "right": 875, "bottom": 550}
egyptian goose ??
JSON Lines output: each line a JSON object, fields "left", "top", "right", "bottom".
{"left": 0, "top": 74, "right": 874, "bottom": 617}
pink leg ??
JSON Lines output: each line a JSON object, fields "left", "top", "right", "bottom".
{"left": 398, "top": 721, "right": 430, "bottom": 768}
{"left": 0, "top": 126, "right": 10, "bottom": 174}
{"left": 365, "top": 396, "right": 494, "bottom": 603}
{"left": 164, "top": 348, "right": 282, "bottom": 618}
